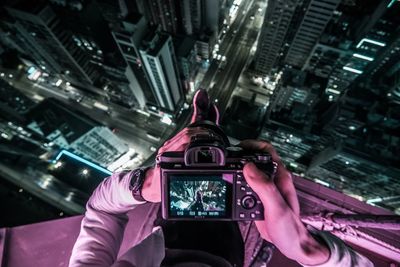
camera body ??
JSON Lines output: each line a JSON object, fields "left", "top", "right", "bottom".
{"left": 158, "top": 122, "right": 277, "bottom": 221}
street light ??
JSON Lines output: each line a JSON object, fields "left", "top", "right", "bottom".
{"left": 54, "top": 161, "right": 63, "bottom": 169}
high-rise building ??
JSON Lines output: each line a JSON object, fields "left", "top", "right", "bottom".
{"left": 68, "top": 126, "right": 129, "bottom": 168}
{"left": 180, "top": 0, "right": 222, "bottom": 36}
{"left": 307, "top": 144, "right": 400, "bottom": 211}
{"left": 253, "top": 0, "right": 298, "bottom": 76}
{"left": 139, "top": 31, "right": 184, "bottom": 114}
{"left": 26, "top": 98, "right": 98, "bottom": 149}
{"left": 93, "top": 0, "right": 139, "bottom": 23}
{"left": 262, "top": 0, "right": 400, "bottom": 212}
{"left": 4, "top": 2, "right": 101, "bottom": 91}
{"left": 175, "top": 37, "right": 197, "bottom": 92}
{"left": 195, "top": 31, "right": 217, "bottom": 60}
{"left": 180, "top": 0, "right": 202, "bottom": 35}
{"left": 26, "top": 98, "right": 129, "bottom": 168}
{"left": 259, "top": 122, "right": 324, "bottom": 174}
{"left": 303, "top": 0, "right": 399, "bottom": 99}
{"left": 112, "top": 14, "right": 155, "bottom": 109}
{"left": 267, "top": 68, "right": 324, "bottom": 131}
{"left": 137, "top": 0, "right": 224, "bottom": 37}
{"left": 139, "top": 0, "right": 178, "bottom": 35}
{"left": 284, "top": 0, "right": 341, "bottom": 68}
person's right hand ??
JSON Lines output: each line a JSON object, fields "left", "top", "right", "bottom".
{"left": 240, "top": 140, "right": 330, "bottom": 265}
{"left": 141, "top": 127, "right": 210, "bottom": 203}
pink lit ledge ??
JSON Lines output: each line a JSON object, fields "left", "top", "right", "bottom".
{"left": 0, "top": 175, "right": 399, "bottom": 267}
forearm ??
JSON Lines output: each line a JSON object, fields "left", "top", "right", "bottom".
{"left": 267, "top": 211, "right": 329, "bottom": 265}
{"left": 301, "top": 231, "right": 374, "bottom": 267}
{"left": 255, "top": 183, "right": 329, "bottom": 265}
{"left": 69, "top": 171, "right": 146, "bottom": 266}
{"left": 69, "top": 205, "right": 129, "bottom": 266}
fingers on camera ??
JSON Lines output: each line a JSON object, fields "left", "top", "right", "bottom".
{"left": 239, "top": 139, "right": 282, "bottom": 165}
{"left": 158, "top": 127, "right": 210, "bottom": 155}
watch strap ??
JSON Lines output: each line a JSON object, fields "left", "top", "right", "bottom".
{"left": 129, "top": 167, "right": 150, "bottom": 202}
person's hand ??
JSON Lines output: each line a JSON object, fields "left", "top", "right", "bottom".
{"left": 141, "top": 127, "right": 210, "bottom": 203}
{"left": 240, "top": 140, "right": 330, "bottom": 265}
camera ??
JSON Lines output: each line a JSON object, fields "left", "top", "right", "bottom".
{"left": 157, "top": 121, "right": 277, "bottom": 221}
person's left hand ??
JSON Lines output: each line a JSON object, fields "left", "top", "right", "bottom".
{"left": 141, "top": 127, "right": 211, "bottom": 202}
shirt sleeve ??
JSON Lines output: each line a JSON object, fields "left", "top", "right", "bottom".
{"left": 301, "top": 231, "right": 374, "bottom": 267}
{"left": 69, "top": 170, "right": 146, "bottom": 267}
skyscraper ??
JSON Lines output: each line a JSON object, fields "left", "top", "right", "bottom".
{"left": 5, "top": 2, "right": 101, "bottom": 91}
{"left": 262, "top": 0, "right": 400, "bottom": 212}
{"left": 112, "top": 14, "right": 155, "bottom": 109}
{"left": 139, "top": 0, "right": 179, "bottom": 35}
{"left": 306, "top": 143, "right": 400, "bottom": 211}
{"left": 253, "top": 0, "right": 298, "bottom": 76}
{"left": 284, "top": 0, "right": 341, "bottom": 67}
{"left": 303, "top": 0, "right": 399, "bottom": 99}
{"left": 180, "top": 0, "right": 202, "bottom": 35}
{"left": 139, "top": 32, "right": 184, "bottom": 113}
{"left": 175, "top": 37, "right": 197, "bottom": 92}
{"left": 180, "top": 0, "right": 222, "bottom": 36}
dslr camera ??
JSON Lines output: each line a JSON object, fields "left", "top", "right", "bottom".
{"left": 157, "top": 121, "right": 277, "bottom": 221}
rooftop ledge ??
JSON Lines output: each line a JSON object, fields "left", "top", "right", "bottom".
{"left": 0, "top": 175, "right": 399, "bottom": 267}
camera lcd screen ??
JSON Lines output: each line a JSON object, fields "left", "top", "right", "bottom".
{"left": 168, "top": 174, "right": 230, "bottom": 219}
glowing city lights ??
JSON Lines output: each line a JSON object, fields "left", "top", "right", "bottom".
{"left": 352, "top": 53, "right": 374, "bottom": 61}
{"left": 55, "top": 79, "right": 62, "bottom": 87}
{"left": 54, "top": 161, "right": 63, "bottom": 168}
{"left": 343, "top": 66, "right": 363, "bottom": 74}
{"left": 387, "top": 0, "right": 398, "bottom": 8}
{"left": 356, "top": 38, "right": 386, "bottom": 48}
{"left": 54, "top": 150, "right": 112, "bottom": 176}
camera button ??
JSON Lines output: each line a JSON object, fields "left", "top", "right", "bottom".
{"left": 240, "top": 186, "right": 246, "bottom": 191}
{"left": 241, "top": 195, "right": 256, "bottom": 209}
{"left": 250, "top": 213, "right": 256, "bottom": 219}
{"left": 239, "top": 213, "right": 245, "bottom": 218}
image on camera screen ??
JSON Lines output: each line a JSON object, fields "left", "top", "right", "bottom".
{"left": 168, "top": 175, "right": 227, "bottom": 218}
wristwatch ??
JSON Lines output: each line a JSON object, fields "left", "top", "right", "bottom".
{"left": 129, "top": 167, "right": 149, "bottom": 202}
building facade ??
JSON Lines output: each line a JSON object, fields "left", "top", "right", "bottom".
{"left": 253, "top": 0, "right": 298, "bottom": 76}
{"left": 139, "top": 32, "right": 184, "bottom": 114}
{"left": 5, "top": 3, "right": 101, "bottom": 90}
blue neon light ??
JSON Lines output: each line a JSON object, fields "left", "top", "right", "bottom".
{"left": 356, "top": 38, "right": 386, "bottom": 48}
{"left": 387, "top": 0, "right": 397, "bottom": 8}
{"left": 54, "top": 150, "right": 112, "bottom": 176}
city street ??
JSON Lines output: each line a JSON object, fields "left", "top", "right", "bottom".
{"left": 5, "top": 77, "right": 173, "bottom": 159}
{"left": 201, "top": 0, "right": 265, "bottom": 118}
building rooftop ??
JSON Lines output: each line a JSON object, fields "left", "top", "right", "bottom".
{"left": 27, "top": 98, "right": 98, "bottom": 144}
{"left": 140, "top": 31, "right": 170, "bottom": 56}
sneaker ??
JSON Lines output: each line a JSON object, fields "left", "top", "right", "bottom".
{"left": 191, "top": 89, "right": 220, "bottom": 124}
